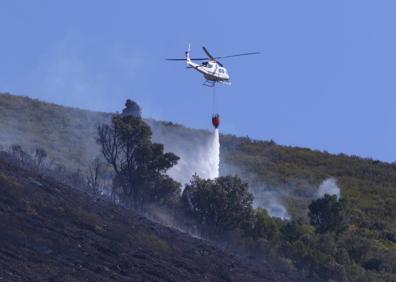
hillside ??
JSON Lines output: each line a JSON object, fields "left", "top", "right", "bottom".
{"left": 0, "top": 152, "right": 303, "bottom": 281}
{"left": 0, "top": 93, "right": 111, "bottom": 170}
{"left": 1, "top": 92, "right": 395, "bottom": 232}
{"left": 0, "top": 92, "right": 396, "bottom": 280}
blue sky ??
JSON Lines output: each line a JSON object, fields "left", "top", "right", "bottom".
{"left": 1, "top": 1, "right": 396, "bottom": 162}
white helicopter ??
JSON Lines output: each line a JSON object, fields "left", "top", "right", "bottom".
{"left": 166, "top": 45, "right": 260, "bottom": 87}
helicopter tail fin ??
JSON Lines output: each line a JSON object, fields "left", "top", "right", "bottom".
{"left": 185, "top": 43, "right": 199, "bottom": 69}
{"left": 185, "top": 44, "right": 191, "bottom": 63}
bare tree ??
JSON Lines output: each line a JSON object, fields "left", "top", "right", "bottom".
{"left": 97, "top": 123, "right": 120, "bottom": 174}
{"left": 87, "top": 157, "right": 105, "bottom": 195}
{"left": 34, "top": 147, "right": 47, "bottom": 168}
{"left": 10, "top": 144, "right": 31, "bottom": 164}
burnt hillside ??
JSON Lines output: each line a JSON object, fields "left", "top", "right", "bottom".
{"left": 0, "top": 153, "right": 301, "bottom": 282}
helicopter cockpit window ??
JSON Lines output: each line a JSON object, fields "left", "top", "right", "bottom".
{"left": 206, "top": 63, "right": 213, "bottom": 68}
{"left": 219, "top": 68, "right": 224, "bottom": 73}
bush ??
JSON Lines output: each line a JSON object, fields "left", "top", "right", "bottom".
{"left": 280, "top": 219, "right": 306, "bottom": 242}
{"left": 182, "top": 175, "right": 254, "bottom": 236}
{"left": 308, "top": 194, "right": 350, "bottom": 234}
{"left": 243, "top": 208, "right": 281, "bottom": 240}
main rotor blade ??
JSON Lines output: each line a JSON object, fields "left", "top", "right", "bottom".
{"left": 166, "top": 58, "right": 208, "bottom": 61}
{"left": 214, "top": 52, "right": 260, "bottom": 60}
{"left": 202, "top": 46, "right": 215, "bottom": 61}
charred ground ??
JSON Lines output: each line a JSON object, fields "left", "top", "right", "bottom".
{"left": 0, "top": 152, "right": 302, "bottom": 281}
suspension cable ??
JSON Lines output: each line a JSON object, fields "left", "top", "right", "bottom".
{"left": 212, "top": 85, "right": 217, "bottom": 116}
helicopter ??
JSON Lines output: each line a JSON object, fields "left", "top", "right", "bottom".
{"left": 166, "top": 45, "right": 260, "bottom": 87}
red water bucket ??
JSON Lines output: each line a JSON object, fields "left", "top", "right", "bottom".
{"left": 212, "top": 114, "right": 220, "bottom": 128}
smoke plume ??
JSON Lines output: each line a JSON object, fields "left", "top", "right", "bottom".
{"left": 317, "top": 177, "right": 340, "bottom": 199}
{"left": 252, "top": 190, "right": 290, "bottom": 219}
{"left": 221, "top": 163, "right": 290, "bottom": 220}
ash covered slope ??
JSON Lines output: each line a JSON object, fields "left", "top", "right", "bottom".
{"left": 0, "top": 153, "right": 298, "bottom": 282}
{"left": 0, "top": 92, "right": 111, "bottom": 170}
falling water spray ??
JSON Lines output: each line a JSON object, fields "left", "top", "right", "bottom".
{"left": 208, "top": 128, "right": 220, "bottom": 179}
{"left": 208, "top": 86, "right": 220, "bottom": 178}
{"left": 160, "top": 86, "right": 221, "bottom": 185}
{"left": 162, "top": 126, "right": 220, "bottom": 186}
{"left": 188, "top": 128, "right": 220, "bottom": 180}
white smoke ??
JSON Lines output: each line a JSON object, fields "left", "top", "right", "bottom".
{"left": 267, "top": 202, "right": 290, "bottom": 220}
{"left": 317, "top": 177, "right": 340, "bottom": 199}
{"left": 252, "top": 190, "right": 290, "bottom": 220}
{"left": 149, "top": 122, "right": 220, "bottom": 187}
{"left": 221, "top": 163, "right": 290, "bottom": 220}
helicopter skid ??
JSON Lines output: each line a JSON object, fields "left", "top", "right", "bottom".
{"left": 220, "top": 80, "right": 232, "bottom": 86}
{"left": 202, "top": 80, "right": 231, "bottom": 87}
{"left": 203, "top": 80, "right": 216, "bottom": 87}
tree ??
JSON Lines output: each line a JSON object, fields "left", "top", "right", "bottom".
{"left": 308, "top": 194, "right": 350, "bottom": 234}
{"left": 280, "top": 219, "right": 306, "bottom": 242}
{"left": 86, "top": 157, "right": 106, "bottom": 195}
{"left": 97, "top": 110, "right": 180, "bottom": 209}
{"left": 10, "top": 144, "right": 31, "bottom": 164}
{"left": 243, "top": 208, "right": 281, "bottom": 240}
{"left": 182, "top": 175, "right": 254, "bottom": 235}
{"left": 34, "top": 147, "right": 47, "bottom": 168}
{"left": 122, "top": 99, "right": 141, "bottom": 118}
